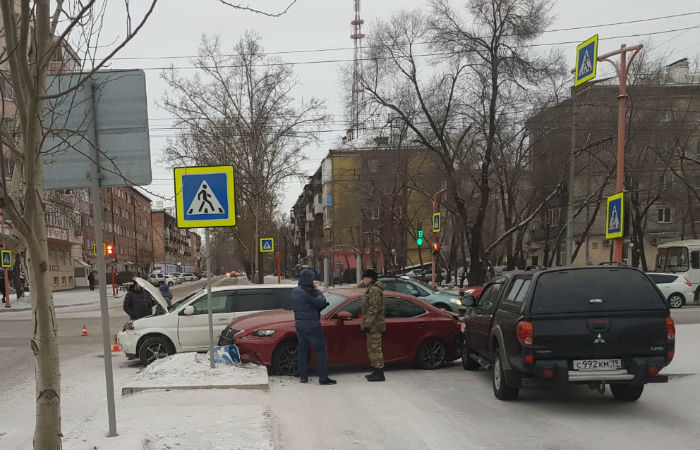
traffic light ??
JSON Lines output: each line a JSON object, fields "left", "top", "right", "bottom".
{"left": 106, "top": 243, "right": 114, "bottom": 256}
{"left": 416, "top": 221, "right": 424, "bottom": 246}
{"left": 432, "top": 241, "right": 440, "bottom": 256}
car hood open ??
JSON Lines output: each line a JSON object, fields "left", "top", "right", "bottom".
{"left": 133, "top": 277, "right": 169, "bottom": 313}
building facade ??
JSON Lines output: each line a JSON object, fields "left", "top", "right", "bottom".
{"left": 151, "top": 209, "right": 201, "bottom": 274}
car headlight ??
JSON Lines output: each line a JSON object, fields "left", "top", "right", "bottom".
{"left": 450, "top": 298, "right": 463, "bottom": 306}
{"left": 465, "top": 289, "right": 475, "bottom": 294}
{"left": 123, "top": 321, "right": 134, "bottom": 331}
{"left": 252, "top": 329, "right": 276, "bottom": 337}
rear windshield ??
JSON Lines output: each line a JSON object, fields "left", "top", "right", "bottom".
{"left": 648, "top": 273, "right": 677, "bottom": 284}
{"left": 531, "top": 269, "right": 666, "bottom": 313}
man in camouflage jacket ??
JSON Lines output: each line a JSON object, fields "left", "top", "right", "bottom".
{"left": 361, "top": 268, "right": 386, "bottom": 382}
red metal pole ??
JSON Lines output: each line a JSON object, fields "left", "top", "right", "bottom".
{"left": 431, "top": 194, "right": 437, "bottom": 288}
{"left": 2, "top": 213, "right": 9, "bottom": 308}
{"left": 598, "top": 44, "right": 642, "bottom": 264}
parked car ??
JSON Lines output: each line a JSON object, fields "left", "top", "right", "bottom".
{"left": 459, "top": 285, "right": 484, "bottom": 300}
{"left": 379, "top": 277, "right": 471, "bottom": 314}
{"left": 148, "top": 272, "right": 166, "bottom": 287}
{"left": 117, "top": 280, "right": 296, "bottom": 364}
{"left": 169, "top": 272, "right": 184, "bottom": 284}
{"left": 219, "top": 288, "right": 461, "bottom": 375}
{"left": 163, "top": 274, "right": 177, "bottom": 287}
{"left": 181, "top": 273, "right": 199, "bottom": 282}
{"left": 646, "top": 272, "right": 694, "bottom": 308}
{"left": 461, "top": 267, "right": 674, "bottom": 401}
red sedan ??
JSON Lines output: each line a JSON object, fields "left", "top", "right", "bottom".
{"left": 218, "top": 288, "right": 461, "bottom": 376}
{"left": 459, "top": 285, "right": 484, "bottom": 300}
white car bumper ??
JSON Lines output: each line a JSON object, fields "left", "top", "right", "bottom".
{"left": 117, "top": 330, "right": 140, "bottom": 356}
{"left": 684, "top": 291, "right": 695, "bottom": 305}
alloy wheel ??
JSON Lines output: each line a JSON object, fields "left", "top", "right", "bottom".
{"left": 420, "top": 340, "right": 446, "bottom": 369}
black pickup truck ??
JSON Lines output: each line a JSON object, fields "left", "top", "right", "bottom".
{"left": 461, "top": 266, "right": 675, "bottom": 401}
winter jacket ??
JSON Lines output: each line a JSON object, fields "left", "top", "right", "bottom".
{"left": 292, "top": 269, "right": 327, "bottom": 330}
{"left": 123, "top": 288, "right": 152, "bottom": 320}
{"left": 361, "top": 281, "right": 386, "bottom": 333}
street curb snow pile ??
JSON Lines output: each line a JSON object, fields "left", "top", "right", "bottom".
{"left": 123, "top": 353, "right": 269, "bottom": 394}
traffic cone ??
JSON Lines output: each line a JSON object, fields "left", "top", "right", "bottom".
{"left": 81, "top": 324, "right": 88, "bottom": 337}
{"left": 112, "top": 335, "right": 121, "bottom": 353}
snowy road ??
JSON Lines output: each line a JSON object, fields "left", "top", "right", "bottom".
{"left": 0, "top": 283, "right": 698, "bottom": 449}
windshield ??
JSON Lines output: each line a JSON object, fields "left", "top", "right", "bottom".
{"left": 655, "top": 247, "right": 689, "bottom": 273}
{"left": 320, "top": 293, "right": 348, "bottom": 316}
{"left": 169, "top": 291, "right": 201, "bottom": 311}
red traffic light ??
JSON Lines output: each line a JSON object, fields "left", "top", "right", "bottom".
{"left": 432, "top": 242, "right": 440, "bottom": 251}
{"left": 106, "top": 243, "right": 114, "bottom": 256}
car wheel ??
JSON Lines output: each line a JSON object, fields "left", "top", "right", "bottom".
{"left": 168, "top": 281, "right": 174, "bottom": 287}
{"left": 416, "top": 339, "right": 446, "bottom": 370}
{"left": 272, "top": 340, "right": 299, "bottom": 376}
{"left": 610, "top": 383, "right": 644, "bottom": 401}
{"left": 492, "top": 349, "right": 519, "bottom": 400}
{"left": 461, "top": 338, "right": 480, "bottom": 371}
{"left": 138, "top": 336, "right": 173, "bottom": 365}
{"left": 668, "top": 293, "right": 684, "bottom": 309}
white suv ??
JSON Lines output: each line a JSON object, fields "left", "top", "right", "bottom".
{"left": 117, "top": 278, "right": 295, "bottom": 364}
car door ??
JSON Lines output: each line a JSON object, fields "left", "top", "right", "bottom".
{"left": 382, "top": 297, "right": 429, "bottom": 363}
{"left": 323, "top": 298, "right": 368, "bottom": 366}
{"left": 233, "top": 289, "right": 278, "bottom": 317}
{"left": 467, "top": 278, "right": 505, "bottom": 355}
{"left": 177, "top": 291, "right": 235, "bottom": 351}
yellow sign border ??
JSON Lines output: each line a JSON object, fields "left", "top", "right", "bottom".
{"left": 574, "top": 34, "right": 598, "bottom": 87}
{"left": 605, "top": 192, "right": 624, "bottom": 239}
{"left": 175, "top": 166, "right": 236, "bottom": 229}
{"left": 432, "top": 212, "right": 442, "bottom": 233}
{"left": 1, "top": 249, "right": 11, "bottom": 268}
{"left": 259, "top": 238, "right": 274, "bottom": 253}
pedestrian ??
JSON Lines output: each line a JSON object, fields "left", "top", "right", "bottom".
{"left": 361, "top": 268, "right": 386, "bottom": 382}
{"left": 123, "top": 280, "right": 152, "bottom": 321}
{"left": 291, "top": 268, "right": 336, "bottom": 385}
{"left": 0, "top": 273, "right": 5, "bottom": 305}
{"left": 88, "top": 271, "right": 95, "bottom": 291}
{"left": 159, "top": 283, "right": 173, "bottom": 306}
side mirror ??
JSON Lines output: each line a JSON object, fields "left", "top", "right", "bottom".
{"left": 337, "top": 311, "right": 353, "bottom": 322}
{"left": 183, "top": 305, "right": 195, "bottom": 316}
{"left": 462, "top": 295, "right": 475, "bottom": 307}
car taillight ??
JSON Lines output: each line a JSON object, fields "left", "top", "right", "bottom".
{"left": 517, "top": 321, "right": 534, "bottom": 347}
{"left": 685, "top": 281, "right": 692, "bottom": 287}
{"left": 666, "top": 317, "right": 675, "bottom": 342}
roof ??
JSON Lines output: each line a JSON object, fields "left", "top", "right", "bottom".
{"left": 207, "top": 284, "right": 297, "bottom": 293}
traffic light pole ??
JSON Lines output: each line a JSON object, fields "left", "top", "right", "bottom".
{"left": 431, "top": 189, "right": 446, "bottom": 288}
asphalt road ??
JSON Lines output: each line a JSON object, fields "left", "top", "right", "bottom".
{"left": 0, "top": 279, "right": 211, "bottom": 390}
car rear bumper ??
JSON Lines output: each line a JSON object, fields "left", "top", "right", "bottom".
{"left": 525, "top": 356, "right": 669, "bottom": 385}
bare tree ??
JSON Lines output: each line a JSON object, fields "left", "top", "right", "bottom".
{"left": 161, "top": 32, "right": 327, "bottom": 283}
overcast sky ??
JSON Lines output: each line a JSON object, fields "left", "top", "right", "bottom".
{"left": 101, "top": 0, "right": 699, "bottom": 216}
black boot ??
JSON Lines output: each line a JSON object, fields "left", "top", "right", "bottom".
{"left": 366, "top": 369, "right": 385, "bottom": 382}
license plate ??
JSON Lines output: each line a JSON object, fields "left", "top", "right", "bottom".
{"left": 573, "top": 359, "right": 622, "bottom": 371}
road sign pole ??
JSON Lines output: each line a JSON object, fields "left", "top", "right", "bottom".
{"left": 206, "top": 228, "right": 215, "bottom": 368}
{"left": 597, "top": 44, "right": 642, "bottom": 264}
{"left": 89, "top": 81, "right": 117, "bottom": 437}
{"left": 2, "top": 213, "right": 9, "bottom": 308}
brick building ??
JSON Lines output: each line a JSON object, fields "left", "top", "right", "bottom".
{"left": 151, "top": 209, "right": 201, "bottom": 274}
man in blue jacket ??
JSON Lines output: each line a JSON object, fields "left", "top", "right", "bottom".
{"left": 292, "top": 269, "right": 337, "bottom": 385}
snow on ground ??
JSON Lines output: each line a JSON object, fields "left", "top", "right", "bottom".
{"left": 0, "top": 288, "right": 108, "bottom": 311}
{"left": 129, "top": 352, "right": 269, "bottom": 389}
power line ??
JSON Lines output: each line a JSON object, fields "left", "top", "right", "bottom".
{"left": 109, "top": 11, "right": 700, "bottom": 62}
{"left": 120, "top": 26, "right": 699, "bottom": 71}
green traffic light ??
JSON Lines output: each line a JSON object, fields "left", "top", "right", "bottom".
{"left": 416, "top": 237, "right": 423, "bottom": 246}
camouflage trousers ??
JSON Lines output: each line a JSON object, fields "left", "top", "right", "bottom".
{"left": 366, "top": 331, "right": 384, "bottom": 369}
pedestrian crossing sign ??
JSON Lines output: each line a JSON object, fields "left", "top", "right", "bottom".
{"left": 260, "top": 238, "right": 274, "bottom": 253}
{"left": 1, "top": 250, "right": 11, "bottom": 268}
{"left": 605, "top": 192, "right": 624, "bottom": 239}
{"left": 432, "top": 212, "right": 441, "bottom": 233}
{"left": 175, "top": 166, "right": 236, "bottom": 228}
{"left": 574, "top": 35, "right": 598, "bottom": 86}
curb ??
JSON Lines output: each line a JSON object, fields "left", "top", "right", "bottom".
{"left": 122, "top": 382, "right": 269, "bottom": 396}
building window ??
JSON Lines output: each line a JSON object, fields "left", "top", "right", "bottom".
{"left": 68, "top": 276, "right": 73, "bottom": 285}
{"left": 658, "top": 208, "right": 672, "bottom": 224}
{"left": 53, "top": 277, "right": 59, "bottom": 286}
{"left": 371, "top": 208, "right": 380, "bottom": 220}
{"left": 661, "top": 173, "right": 674, "bottom": 190}
{"left": 545, "top": 208, "right": 560, "bottom": 226}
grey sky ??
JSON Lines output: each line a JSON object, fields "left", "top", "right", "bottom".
{"left": 102, "top": 0, "right": 699, "bottom": 216}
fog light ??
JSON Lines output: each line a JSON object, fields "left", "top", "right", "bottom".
{"left": 648, "top": 365, "right": 659, "bottom": 375}
{"left": 543, "top": 368, "right": 554, "bottom": 378}
{"left": 667, "top": 350, "right": 675, "bottom": 361}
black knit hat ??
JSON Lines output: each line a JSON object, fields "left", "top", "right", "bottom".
{"left": 362, "top": 268, "right": 378, "bottom": 280}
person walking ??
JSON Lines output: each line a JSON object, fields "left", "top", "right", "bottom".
{"left": 123, "top": 280, "right": 153, "bottom": 321}
{"left": 291, "top": 269, "right": 336, "bottom": 385}
{"left": 361, "top": 268, "right": 386, "bottom": 382}
{"left": 88, "top": 271, "right": 95, "bottom": 291}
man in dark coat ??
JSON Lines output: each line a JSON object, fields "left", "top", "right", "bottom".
{"left": 88, "top": 271, "right": 95, "bottom": 291}
{"left": 361, "top": 268, "right": 386, "bottom": 382}
{"left": 291, "top": 269, "right": 336, "bottom": 385}
{"left": 123, "top": 281, "right": 152, "bottom": 321}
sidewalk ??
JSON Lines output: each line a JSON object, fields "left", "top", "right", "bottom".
{"left": 0, "top": 288, "right": 115, "bottom": 312}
